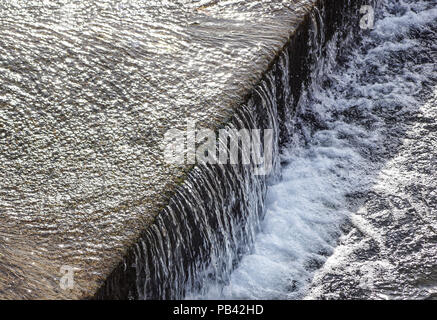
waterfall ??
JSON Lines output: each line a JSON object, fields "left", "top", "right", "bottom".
{"left": 198, "top": 0, "right": 437, "bottom": 300}
{"left": 95, "top": 0, "right": 371, "bottom": 299}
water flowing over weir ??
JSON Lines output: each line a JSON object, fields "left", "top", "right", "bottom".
{"left": 1, "top": 0, "right": 434, "bottom": 300}
{"left": 96, "top": 0, "right": 371, "bottom": 299}
{"left": 197, "top": 0, "right": 437, "bottom": 299}
{"left": 0, "top": 0, "right": 338, "bottom": 299}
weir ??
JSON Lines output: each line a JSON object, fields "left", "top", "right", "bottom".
{"left": 0, "top": 0, "right": 368, "bottom": 299}
{"left": 96, "top": 0, "right": 370, "bottom": 299}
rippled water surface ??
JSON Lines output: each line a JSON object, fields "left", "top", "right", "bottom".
{"left": 0, "top": 0, "right": 314, "bottom": 298}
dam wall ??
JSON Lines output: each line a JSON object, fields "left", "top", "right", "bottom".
{"left": 95, "top": 0, "right": 370, "bottom": 300}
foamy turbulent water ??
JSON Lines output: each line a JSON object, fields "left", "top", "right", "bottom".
{"left": 196, "top": 0, "right": 437, "bottom": 299}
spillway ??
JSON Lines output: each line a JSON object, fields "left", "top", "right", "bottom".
{"left": 1, "top": 0, "right": 435, "bottom": 300}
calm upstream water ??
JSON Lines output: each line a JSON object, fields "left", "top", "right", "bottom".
{"left": 194, "top": 0, "right": 437, "bottom": 299}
